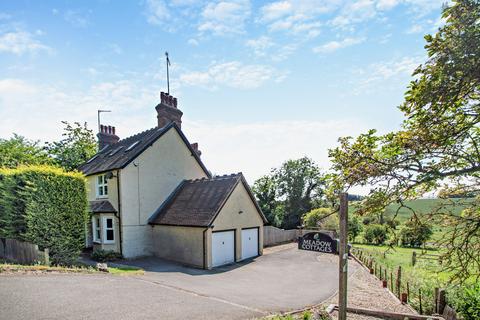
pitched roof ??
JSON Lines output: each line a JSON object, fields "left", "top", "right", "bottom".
{"left": 148, "top": 173, "right": 267, "bottom": 227}
{"left": 78, "top": 123, "right": 210, "bottom": 177}
{"left": 89, "top": 200, "right": 117, "bottom": 213}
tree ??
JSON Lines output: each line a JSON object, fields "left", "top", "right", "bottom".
{"left": 399, "top": 219, "right": 433, "bottom": 247}
{"left": 329, "top": 0, "right": 480, "bottom": 282}
{"left": 0, "top": 134, "right": 52, "bottom": 168}
{"left": 348, "top": 215, "right": 363, "bottom": 242}
{"left": 274, "top": 157, "right": 326, "bottom": 229}
{"left": 46, "top": 121, "right": 97, "bottom": 171}
{"left": 363, "top": 224, "right": 389, "bottom": 245}
{"left": 252, "top": 175, "right": 280, "bottom": 226}
{"left": 302, "top": 208, "right": 337, "bottom": 229}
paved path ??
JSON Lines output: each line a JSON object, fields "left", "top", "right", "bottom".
{"left": 0, "top": 244, "right": 357, "bottom": 320}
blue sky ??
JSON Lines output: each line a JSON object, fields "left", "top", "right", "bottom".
{"left": 0, "top": 0, "right": 445, "bottom": 186}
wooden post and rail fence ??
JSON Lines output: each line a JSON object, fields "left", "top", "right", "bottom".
{"left": 351, "top": 247, "right": 458, "bottom": 320}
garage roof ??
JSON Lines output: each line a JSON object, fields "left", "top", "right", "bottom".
{"left": 148, "top": 173, "right": 267, "bottom": 227}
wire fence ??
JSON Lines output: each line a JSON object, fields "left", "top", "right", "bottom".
{"left": 351, "top": 247, "right": 457, "bottom": 318}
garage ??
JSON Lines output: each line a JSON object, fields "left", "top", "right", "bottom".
{"left": 241, "top": 228, "right": 259, "bottom": 260}
{"left": 149, "top": 173, "right": 267, "bottom": 269}
{"left": 212, "top": 230, "right": 235, "bottom": 267}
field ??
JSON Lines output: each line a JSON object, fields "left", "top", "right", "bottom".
{"left": 352, "top": 243, "right": 453, "bottom": 314}
{"left": 351, "top": 197, "right": 471, "bottom": 221}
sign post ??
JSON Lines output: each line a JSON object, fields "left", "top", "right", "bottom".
{"left": 338, "top": 192, "right": 348, "bottom": 320}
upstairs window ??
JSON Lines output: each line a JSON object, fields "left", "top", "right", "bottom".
{"left": 96, "top": 174, "right": 108, "bottom": 198}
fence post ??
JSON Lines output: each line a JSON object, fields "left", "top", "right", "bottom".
{"left": 390, "top": 271, "right": 393, "bottom": 291}
{"left": 437, "top": 289, "right": 446, "bottom": 315}
{"left": 419, "top": 288, "right": 423, "bottom": 315}
{"left": 412, "top": 251, "right": 417, "bottom": 266}
{"left": 396, "top": 266, "right": 402, "bottom": 298}
{"left": 406, "top": 282, "right": 410, "bottom": 303}
{"left": 44, "top": 248, "right": 50, "bottom": 266}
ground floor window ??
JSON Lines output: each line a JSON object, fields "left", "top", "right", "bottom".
{"left": 92, "top": 217, "right": 101, "bottom": 243}
{"left": 103, "top": 217, "right": 115, "bottom": 244}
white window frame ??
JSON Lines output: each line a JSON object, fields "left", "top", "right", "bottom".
{"left": 103, "top": 217, "right": 115, "bottom": 244}
{"left": 92, "top": 217, "right": 101, "bottom": 243}
{"left": 96, "top": 174, "right": 108, "bottom": 198}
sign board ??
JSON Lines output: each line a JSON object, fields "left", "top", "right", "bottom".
{"left": 298, "top": 232, "right": 338, "bottom": 254}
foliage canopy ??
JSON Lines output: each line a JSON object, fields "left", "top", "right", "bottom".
{"left": 329, "top": 0, "right": 480, "bottom": 282}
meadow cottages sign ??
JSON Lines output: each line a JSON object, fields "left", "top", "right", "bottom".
{"left": 298, "top": 232, "right": 338, "bottom": 254}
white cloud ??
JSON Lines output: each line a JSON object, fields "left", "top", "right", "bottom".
{"left": 182, "top": 118, "right": 370, "bottom": 182}
{"left": 258, "top": 0, "right": 338, "bottom": 38}
{"left": 0, "top": 78, "right": 159, "bottom": 141}
{"left": 63, "top": 10, "right": 90, "bottom": 28}
{"left": 330, "top": 0, "right": 377, "bottom": 28}
{"left": 145, "top": 0, "right": 171, "bottom": 25}
{"left": 188, "top": 38, "right": 199, "bottom": 46}
{"left": 198, "top": 0, "right": 251, "bottom": 35}
{"left": 180, "top": 61, "right": 283, "bottom": 90}
{"left": 313, "top": 37, "right": 365, "bottom": 53}
{"left": 245, "top": 36, "right": 274, "bottom": 57}
{"left": 0, "top": 30, "right": 52, "bottom": 55}
{"left": 353, "top": 55, "right": 423, "bottom": 93}
{"left": 376, "top": 0, "right": 400, "bottom": 10}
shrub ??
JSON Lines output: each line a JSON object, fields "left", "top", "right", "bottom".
{"left": 399, "top": 219, "right": 433, "bottom": 247}
{"left": 91, "top": 249, "right": 123, "bottom": 262}
{"left": 302, "top": 208, "right": 338, "bottom": 230}
{"left": 348, "top": 215, "right": 363, "bottom": 242}
{"left": 452, "top": 284, "right": 480, "bottom": 320}
{"left": 0, "top": 166, "right": 88, "bottom": 265}
{"left": 363, "top": 224, "right": 388, "bottom": 245}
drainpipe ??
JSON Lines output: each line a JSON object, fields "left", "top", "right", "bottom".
{"left": 116, "top": 170, "right": 123, "bottom": 256}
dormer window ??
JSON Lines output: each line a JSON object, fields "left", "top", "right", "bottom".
{"left": 96, "top": 174, "right": 108, "bottom": 198}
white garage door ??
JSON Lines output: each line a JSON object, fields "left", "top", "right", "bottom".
{"left": 241, "top": 228, "right": 259, "bottom": 260}
{"left": 212, "top": 231, "right": 235, "bottom": 267}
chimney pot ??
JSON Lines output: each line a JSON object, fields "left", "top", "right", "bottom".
{"left": 173, "top": 97, "right": 177, "bottom": 108}
{"left": 97, "top": 123, "right": 120, "bottom": 150}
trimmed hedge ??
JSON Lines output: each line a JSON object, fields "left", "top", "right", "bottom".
{"left": 0, "top": 166, "right": 88, "bottom": 265}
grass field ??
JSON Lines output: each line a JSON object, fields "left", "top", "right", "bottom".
{"left": 351, "top": 198, "right": 471, "bottom": 221}
{"left": 353, "top": 243, "right": 453, "bottom": 314}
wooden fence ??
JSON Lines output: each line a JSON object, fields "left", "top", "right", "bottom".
{"left": 263, "top": 226, "right": 336, "bottom": 247}
{"left": 0, "top": 238, "right": 50, "bottom": 265}
{"left": 351, "top": 247, "right": 457, "bottom": 320}
{"left": 412, "top": 251, "right": 441, "bottom": 266}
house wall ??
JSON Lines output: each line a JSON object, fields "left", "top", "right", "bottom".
{"left": 120, "top": 128, "right": 208, "bottom": 258}
{"left": 86, "top": 172, "right": 119, "bottom": 211}
{"left": 86, "top": 171, "right": 120, "bottom": 252}
{"left": 211, "top": 182, "right": 264, "bottom": 265}
{"left": 151, "top": 225, "right": 206, "bottom": 268}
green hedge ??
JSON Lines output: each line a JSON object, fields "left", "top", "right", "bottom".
{"left": 0, "top": 166, "right": 88, "bottom": 265}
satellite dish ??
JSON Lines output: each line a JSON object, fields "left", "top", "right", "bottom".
{"left": 105, "top": 172, "right": 114, "bottom": 180}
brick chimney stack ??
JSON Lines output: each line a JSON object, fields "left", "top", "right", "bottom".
{"left": 156, "top": 92, "right": 183, "bottom": 128}
{"left": 97, "top": 124, "right": 120, "bottom": 150}
{"left": 190, "top": 143, "right": 202, "bottom": 157}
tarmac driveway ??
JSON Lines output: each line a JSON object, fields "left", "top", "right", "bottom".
{"left": 0, "top": 244, "right": 358, "bottom": 320}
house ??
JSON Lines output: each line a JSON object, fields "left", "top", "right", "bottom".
{"left": 78, "top": 92, "right": 267, "bottom": 269}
